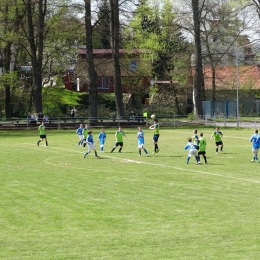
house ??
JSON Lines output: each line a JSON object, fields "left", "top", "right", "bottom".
{"left": 64, "top": 48, "right": 151, "bottom": 93}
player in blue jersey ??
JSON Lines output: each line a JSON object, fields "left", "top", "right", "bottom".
{"left": 97, "top": 128, "right": 107, "bottom": 152}
{"left": 249, "top": 129, "right": 260, "bottom": 163}
{"left": 83, "top": 131, "right": 100, "bottom": 158}
{"left": 184, "top": 137, "right": 200, "bottom": 164}
{"left": 137, "top": 126, "right": 149, "bottom": 157}
{"left": 76, "top": 124, "right": 84, "bottom": 146}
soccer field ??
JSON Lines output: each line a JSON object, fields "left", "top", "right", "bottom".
{"left": 1, "top": 127, "right": 260, "bottom": 259}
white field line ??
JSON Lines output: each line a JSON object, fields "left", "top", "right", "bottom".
{"left": 23, "top": 142, "right": 260, "bottom": 185}
{"left": 162, "top": 130, "right": 250, "bottom": 140}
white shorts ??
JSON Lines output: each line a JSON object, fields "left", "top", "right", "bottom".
{"left": 138, "top": 143, "right": 144, "bottom": 149}
{"left": 252, "top": 148, "right": 259, "bottom": 154}
{"left": 188, "top": 149, "right": 198, "bottom": 157}
{"left": 87, "top": 143, "right": 96, "bottom": 151}
{"left": 78, "top": 134, "right": 83, "bottom": 140}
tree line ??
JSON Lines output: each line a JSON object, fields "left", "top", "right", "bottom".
{"left": 0, "top": 0, "right": 259, "bottom": 119}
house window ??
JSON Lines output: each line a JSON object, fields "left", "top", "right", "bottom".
{"left": 97, "top": 77, "right": 109, "bottom": 90}
{"left": 129, "top": 61, "right": 137, "bottom": 70}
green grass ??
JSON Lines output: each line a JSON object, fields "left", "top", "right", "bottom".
{"left": 1, "top": 127, "right": 260, "bottom": 259}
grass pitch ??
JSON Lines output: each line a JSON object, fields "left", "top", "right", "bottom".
{"left": 1, "top": 127, "right": 260, "bottom": 259}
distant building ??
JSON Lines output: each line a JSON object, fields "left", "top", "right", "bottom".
{"left": 64, "top": 48, "right": 151, "bottom": 93}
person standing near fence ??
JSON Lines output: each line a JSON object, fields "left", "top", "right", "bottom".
{"left": 249, "top": 129, "right": 260, "bottom": 163}
{"left": 37, "top": 122, "right": 48, "bottom": 146}
{"left": 71, "top": 106, "right": 77, "bottom": 118}
{"left": 210, "top": 127, "right": 224, "bottom": 154}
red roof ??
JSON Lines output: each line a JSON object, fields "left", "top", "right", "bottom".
{"left": 202, "top": 65, "right": 260, "bottom": 89}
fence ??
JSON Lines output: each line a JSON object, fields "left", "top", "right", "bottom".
{"left": 2, "top": 115, "right": 260, "bottom": 130}
{"left": 203, "top": 100, "right": 260, "bottom": 118}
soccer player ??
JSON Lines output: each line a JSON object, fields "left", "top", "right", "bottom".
{"left": 192, "top": 129, "right": 199, "bottom": 146}
{"left": 149, "top": 118, "right": 160, "bottom": 154}
{"left": 198, "top": 132, "right": 207, "bottom": 164}
{"left": 210, "top": 127, "right": 224, "bottom": 154}
{"left": 82, "top": 124, "right": 89, "bottom": 148}
{"left": 76, "top": 124, "right": 84, "bottom": 146}
{"left": 37, "top": 122, "right": 48, "bottom": 146}
{"left": 184, "top": 137, "right": 199, "bottom": 164}
{"left": 111, "top": 126, "right": 127, "bottom": 153}
{"left": 83, "top": 131, "right": 100, "bottom": 158}
{"left": 97, "top": 128, "right": 107, "bottom": 152}
{"left": 249, "top": 129, "right": 260, "bottom": 163}
{"left": 137, "top": 126, "right": 149, "bottom": 157}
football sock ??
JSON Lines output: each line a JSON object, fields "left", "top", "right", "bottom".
{"left": 186, "top": 157, "right": 190, "bottom": 164}
{"left": 139, "top": 150, "right": 141, "bottom": 156}
{"left": 83, "top": 142, "right": 86, "bottom": 147}
{"left": 111, "top": 148, "right": 115, "bottom": 153}
{"left": 119, "top": 147, "right": 122, "bottom": 152}
{"left": 203, "top": 155, "right": 207, "bottom": 163}
{"left": 216, "top": 148, "right": 218, "bottom": 153}
{"left": 46, "top": 141, "right": 48, "bottom": 146}
{"left": 95, "top": 151, "right": 97, "bottom": 156}
{"left": 198, "top": 155, "right": 200, "bottom": 162}
{"left": 144, "top": 149, "right": 148, "bottom": 154}
{"left": 84, "top": 152, "right": 88, "bottom": 157}
{"left": 195, "top": 156, "right": 199, "bottom": 163}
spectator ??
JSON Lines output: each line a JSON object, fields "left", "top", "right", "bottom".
{"left": 38, "top": 112, "right": 43, "bottom": 122}
{"left": 71, "top": 106, "right": 77, "bottom": 118}
{"left": 30, "top": 113, "right": 37, "bottom": 124}
{"left": 43, "top": 114, "right": 49, "bottom": 124}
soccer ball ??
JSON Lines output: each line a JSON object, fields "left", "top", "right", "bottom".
{"left": 151, "top": 114, "right": 156, "bottom": 119}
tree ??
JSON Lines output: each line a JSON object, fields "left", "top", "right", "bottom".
{"left": 123, "top": 0, "right": 191, "bottom": 114}
{"left": 93, "top": 0, "right": 111, "bottom": 49}
{"left": 0, "top": 0, "right": 24, "bottom": 118}
{"left": 110, "top": 0, "right": 125, "bottom": 118}
{"left": 84, "top": 0, "right": 98, "bottom": 122}
{"left": 191, "top": 0, "right": 204, "bottom": 117}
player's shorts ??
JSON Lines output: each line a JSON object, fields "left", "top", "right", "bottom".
{"left": 87, "top": 143, "right": 96, "bottom": 151}
{"left": 153, "top": 134, "right": 160, "bottom": 142}
{"left": 138, "top": 143, "right": 144, "bottom": 149}
{"left": 198, "top": 151, "right": 206, "bottom": 155}
{"left": 78, "top": 134, "right": 83, "bottom": 140}
{"left": 40, "top": 134, "right": 46, "bottom": 139}
{"left": 188, "top": 149, "right": 198, "bottom": 157}
{"left": 115, "top": 142, "right": 123, "bottom": 147}
{"left": 252, "top": 148, "right": 259, "bottom": 153}
{"left": 215, "top": 141, "right": 223, "bottom": 146}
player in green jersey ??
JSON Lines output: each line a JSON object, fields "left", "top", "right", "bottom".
{"left": 149, "top": 119, "right": 160, "bottom": 154}
{"left": 82, "top": 124, "right": 89, "bottom": 148}
{"left": 198, "top": 132, "right": 207, "bottom": 164}
{"left": 210, "top": 127, "right": 223, "bottom": 154}
{"left": 37, "top": 122, "right": 48, "bottom": 146}
{"left": 111, "top": 126, "right": 127, "bottom": 153}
